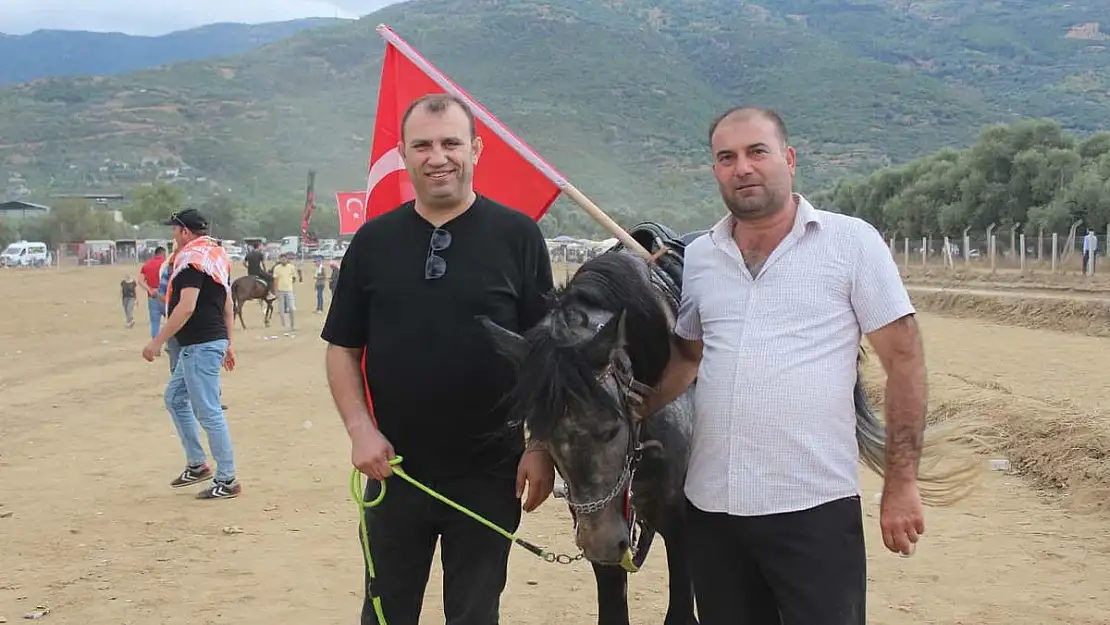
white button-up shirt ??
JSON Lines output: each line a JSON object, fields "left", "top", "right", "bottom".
{"left": 675, "top": 194, "right": 915, "bottom": 516}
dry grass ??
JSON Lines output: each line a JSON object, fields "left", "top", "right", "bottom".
{"left": 909, "top": 290, "right": 1110, "bottom": 337}
{"left": 861, "top": 375, "right": 1110, "bottom": 516}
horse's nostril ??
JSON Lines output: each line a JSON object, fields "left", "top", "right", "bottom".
{"left": 617, "top": 539, "right": 629, "bottom": 552}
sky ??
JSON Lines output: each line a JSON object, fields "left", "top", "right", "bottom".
{"left": 0, "top": 0, "right": 402, "bottom": 36}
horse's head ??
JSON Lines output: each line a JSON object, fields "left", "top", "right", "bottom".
{"left": 481, "top": 300, "right": 647, "bottom": 566}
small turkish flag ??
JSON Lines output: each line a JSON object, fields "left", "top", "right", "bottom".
{"left": 335, "top": 191, "right": 367, "bottom": 235}
{"left": 361, "top": 25, "right": 565, "bottom": 226}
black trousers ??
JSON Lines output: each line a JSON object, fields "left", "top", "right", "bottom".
{"left": 359, "top": 473, "right": 521, "bottom": 625}
{"left": 686, "top": 496, "right": 866, "bottom": 625}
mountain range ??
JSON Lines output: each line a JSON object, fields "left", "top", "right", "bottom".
{"left": 2, "top": 0, "right": 1109, "bottom": 237}
{"left": 0, "top": 19, "right": 347, "bottom": 85}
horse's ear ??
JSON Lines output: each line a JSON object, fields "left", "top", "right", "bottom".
{"left": 582, "top": 309, "right": 627, "bottom": 364}
{"left": 477, "top": 315, "right": 530, "bottom": 366}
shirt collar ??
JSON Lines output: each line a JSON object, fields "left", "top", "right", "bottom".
{"left": 709, "top": 193, "right": 822, "bottom": 249}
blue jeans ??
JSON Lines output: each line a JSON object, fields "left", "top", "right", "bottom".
{"left": 163, "top": 338, "right": 236, "bottom": 482}
{"left": 148, "top": 298, "right": 164, "bottom": 338}
{"left": 166, "top": 336, "right": 180, "bottom": 373}
{"left": 315, "top": 283, "right": 325, "bottom": 311}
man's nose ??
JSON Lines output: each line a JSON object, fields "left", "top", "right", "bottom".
{"left": 426, "top": 145, "right": 449, "bottom": 165}
{"left": 730, "top": 156, "right": 756, "bottom": 177}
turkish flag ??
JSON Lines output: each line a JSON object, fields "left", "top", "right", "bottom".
{"left": 362, "top": 25, "right": 565, "bottom": 225}
{"left": 335, "top": 191, "right": 367, "bottom": 235}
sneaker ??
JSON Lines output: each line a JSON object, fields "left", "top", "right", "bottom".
{"left": 196, "top": 479, "right": 241, "bottom": 500}
{"left": 171, "top": 463, "right": 212, "bottom": 488}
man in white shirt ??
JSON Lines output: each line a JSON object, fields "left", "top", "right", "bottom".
{"left": 641, "top": 107, "right": 927, "bottom": 624}
{"left": 1082, "top": 229, "right": 1098, "bottom": 275}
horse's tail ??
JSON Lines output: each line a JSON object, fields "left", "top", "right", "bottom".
{"left": 854, "top": 347, "right": 984, "bottom": 507}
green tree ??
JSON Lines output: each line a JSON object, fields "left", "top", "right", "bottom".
{"left": 126, "top": 182, "right": 186, "bottom": 225}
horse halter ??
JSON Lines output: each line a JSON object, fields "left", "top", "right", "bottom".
{"left": 559, "top": 349, "right": 655, "bottom": 519}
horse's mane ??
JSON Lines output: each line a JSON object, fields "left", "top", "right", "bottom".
{"left": 511, "top": 250, "right": 673, "bottom": 439}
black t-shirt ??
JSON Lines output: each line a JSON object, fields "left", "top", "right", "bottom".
{"left": 245, "top": 250, "right": 265, "bottom": 275}
{"left": 320, "top": 196, "right": 554, "bottom": 480}
{"left": 120, "top": 279, "right": 137, "bottom": 299}
{"left": 169, "top": 267, "right": 229, "bottom": 346}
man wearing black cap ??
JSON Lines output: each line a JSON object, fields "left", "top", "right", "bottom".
{"left": 143, "top": 208, "right": 241, "bottom": 500}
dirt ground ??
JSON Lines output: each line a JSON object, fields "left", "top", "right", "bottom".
{"left": 2, "top": 265, "right": 1109, "bottom": 624}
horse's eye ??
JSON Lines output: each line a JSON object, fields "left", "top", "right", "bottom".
{"left": 597, "top": 425, "right": 620, "bottom": 443}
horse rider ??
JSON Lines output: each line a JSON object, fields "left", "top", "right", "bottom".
{"left": 244, "top": 241, "right": 273, "bottom": 292}
{"left": 321, "top": 93, "right": 556, "bottom": 625}
{"left": 641, "top": 106, "right": 926, "bottom": 625}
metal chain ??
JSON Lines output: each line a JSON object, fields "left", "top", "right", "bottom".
{"left": 544, "top": 551, "right": 586, "bottom": 565}
{"left": 563, "top": 453, "right": 634, "bottom": 516}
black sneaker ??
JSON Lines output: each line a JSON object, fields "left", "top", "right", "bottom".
{"left": 171, "top": 464, "right": 213, "bottom": 488}
{"left": 196, "top": 479, "right": 241, "bottom": 500}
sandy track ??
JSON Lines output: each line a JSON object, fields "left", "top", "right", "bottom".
{"left": 1, "top": 266, "right": 1108, "bottom": 624}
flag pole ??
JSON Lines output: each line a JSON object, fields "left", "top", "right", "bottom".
{"left": 375, "top": 24, "right": 653, "bottom": 261}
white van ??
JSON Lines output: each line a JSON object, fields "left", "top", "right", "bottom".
{"left": 0, "top": 241, "right": 49, "bottom": 267}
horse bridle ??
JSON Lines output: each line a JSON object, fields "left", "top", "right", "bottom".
{"left": 558, "top": 349, "right": 656, "bottom": 519}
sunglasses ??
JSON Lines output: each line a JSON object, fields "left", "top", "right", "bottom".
{"left": 425, "top": 228, "right": 451, "bottom": 280}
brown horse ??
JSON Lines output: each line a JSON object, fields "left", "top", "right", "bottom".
{"left": 231, "top": 275, "right": 275, "bottom": 329}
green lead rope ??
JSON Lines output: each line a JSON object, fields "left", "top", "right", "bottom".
{"left": 349, "top": 456, "right": 552, "bottom": 624}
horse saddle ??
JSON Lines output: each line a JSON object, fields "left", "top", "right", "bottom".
{"left": 608, "top": 221, "right": 697, "bottom": 316}
{"left": 252, "top": 277, "right": 269, "bottom": 289}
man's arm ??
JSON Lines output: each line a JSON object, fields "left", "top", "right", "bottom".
{"left": 223, "top": 287, "right": 235, "bottom": 342}
{"left": 641, "top": 334, "right": 701, "bottom": 416}
{"left": 321, "top": 229, "right": 398, "bottom": 479}
{"left": 139, "top": 271, "right": 154, "bottom": 297}
{"left": 153, "top": 287, "right": 198, "bottom": 347}
{"left": 325, "top": 345, "right": 376, "bottom": 438}
{"left": 848, "top": 222, "right": 924, "bottom": 480}
{"left": 865, "top": 315, "right": 926, "bottom": 480}
{"left": 639, "top": 264, "right": 704, "bottom": 416}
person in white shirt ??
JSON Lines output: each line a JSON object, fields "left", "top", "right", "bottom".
{"left": 641, "top": 106, "right": 927, "bottom": 625}
{"left": 1082, "top": 229, "right": 1098, "bottom": 274}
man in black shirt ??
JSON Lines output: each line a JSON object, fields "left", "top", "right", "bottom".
{"left": 321, "top": 93, "right": 556, "bottom": 625}
{"left": 142, "top": 208, "right": 241, "bottom": 501}
{"left": 244, "top": 241, "right": 271, "bottom": 290}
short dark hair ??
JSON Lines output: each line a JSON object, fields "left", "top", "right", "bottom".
{"left": 708, "top": 106, "right": 789, "bottom": 148}
{"left": 400, "top": 93, "right": 477, "bottom": 142}
{"left": 155, "top": 246, "right": 166, "bottom": 255}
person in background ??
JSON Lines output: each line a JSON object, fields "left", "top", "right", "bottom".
{"left": 244, "top": 241, "right": 272, "bottom": 291}
{"left": 1082, "top": 228, "right": 1098, "bottom": 274}
{"left": 139, "top": 245, "right": 167, "bottom": 341}
{"left": 272, "top": 253, "right": 298, "bottom": 331}
{"left": 328, "top": 260, "right": 340, "bottom": 297}
{"left": 313, "top": 255, "right": 327, "bottom": 313}
{"left": 159, "top": 243, "right": 228, "bottom": 411}
{"left": 121, "top": 274, "right": 137, "bottom": 328}
{"left": 143, "top": 208, "right": 240, "bottom": 500}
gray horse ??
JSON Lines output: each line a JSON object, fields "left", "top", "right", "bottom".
{"left": 482, "top": 226, "right": 981, "bottom": 625}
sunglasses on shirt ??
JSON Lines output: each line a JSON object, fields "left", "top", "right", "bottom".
{"left": 425, "top": 228, "right": 451, "bottom": 280}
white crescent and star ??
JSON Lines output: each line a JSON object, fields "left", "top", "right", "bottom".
{"left": 366, "top": 146, "right": 405, "bottom": 194}
{"left": 344, "top": 196, "right": 364, "bottom": 217}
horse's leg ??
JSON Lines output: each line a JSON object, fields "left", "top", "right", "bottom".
{"left": 660, "top": 518, "right": 698, "bottom": 625}
{"left": 591, "top": 562, "right": 630, "bottom": 625}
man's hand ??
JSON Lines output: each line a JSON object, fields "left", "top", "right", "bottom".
{"left": 880, "top": 477, "right": 924, "bottom": 556}
{"left": 516, "top": 447, "right": 555, "bottom": 512}
{"left": 142, "top": 341, "right": 161, "bottom": 362}
{"left": 351, "top": 425, "right": 396, "bottom": 481}
{"left": 223, "top": 345, "right": 236, "bottom": 371}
